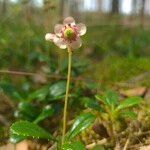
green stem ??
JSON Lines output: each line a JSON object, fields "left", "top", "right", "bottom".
{"left": 62, "top": 47, "right": 72, "bottom": 144}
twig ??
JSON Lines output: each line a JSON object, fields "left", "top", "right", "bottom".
{"left": 86, "top": 138, "right": 107, "bottom": 149}
{"left": 0, "top": 69, "right": 90, "bottom": 82}
{"left": 48, "top": 143, "right": 57, "bottom": 150}
{"left": 123, "top": 136, "right": 130, "bottom": 150}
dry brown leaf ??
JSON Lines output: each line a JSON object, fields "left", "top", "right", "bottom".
{"left": 145, "top": 89, "right": 150, "bottom": 99}
{"left": 120, "top": 87, "right": 147, "bottom": 97}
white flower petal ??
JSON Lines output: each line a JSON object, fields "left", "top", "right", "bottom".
{"left": 69, "top": 38, "right": 82, "bottom": 49}
{"left": 54, "top": 38, "right": 67, "bottom": 49}
{"left": 77, "top": 23, "right": 87, "bottom": 36}
{"left": 54, "top": 24, "right": 63, "bottom": 36}
{"left": 45, "top": 33, "right": 55, "bottom": 41}
{"left": 63, "top": 17, "right": 75, "bottom": 25}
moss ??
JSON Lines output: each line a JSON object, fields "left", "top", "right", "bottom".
{"left": 88, "top": 56, "right": 150, "bottom": 87}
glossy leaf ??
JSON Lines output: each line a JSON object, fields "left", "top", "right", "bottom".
{"left": 29, "top": 86, "right": 50, "bottom": 101}
{"left": 67, "top": 113, "right": 96, "bottom": 140}
{"left": 34, "top": 105, "right": 54, "bottom": 124}
{"left": 14, "top": 110, "right": 35, "bottom": 121}
{"left": 18, "top": 102, "right": 40, "bottom": 120}
{"left": 116, "top": 97, "right": 142, "bottom": 111}
{"left": 62, "top": 141, "right": 85, "bottom": 150}
{"left": 10, "top": 121, "right": 54, "bottom": 140}
{"left": 49, "top": 81, "right": 66, "bottom": 97}
{"left": 9, "top": 134, "right": 26, "bottom": 144}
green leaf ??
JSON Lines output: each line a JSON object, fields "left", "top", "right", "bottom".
{"left": 10, "top": 121, "right": 54, "bottom": 140}
{"left": 14, "top": 110, "right": 35, "bottom": 121}
{"left": 48, "top": 95, "right": 65, "bottom": 101}
{"left": 34, "top": 105, "right": 54, "bottom": 124}
{"left": 116, "top": 97, "right": 142, "bottom": 111}
{"left": 120, "top": 111, "right": 137, "bottom": 119}
{"left": 92, "top": 145, "right": 105, "bottom": 150}
{"left": 105, "top": 90, "right": 119, "bottom": 106}
{"left": 85, "top": 82, "right": 100, "bottom": 90}
{"left": 95, "top": 95, "right": 107, "bottom": 104}
{"left": 18, "top": 102, "right": 40, "bottom": 120}
{"left": 0, "top": 82, "right": 23, "bottom": 101}
{"left": 82, "top": 97, "right": 103, "bottom": 112}
{"left": 67, "top": 113, "right": 96, "bottom": 140}
{"left": 62, "top": 141, "right": 85, "bottom": 150}
{"left": 29, "top": 86, "right": 49, "bottom": 101}
{"left": 9, "top": 134, "right": 26, "bottom": 144}
{"left": 95, "top": 91, "right": 119, "bottom": 107}
{"left": 49, "top": 81, "right": 66, "bottom": 97}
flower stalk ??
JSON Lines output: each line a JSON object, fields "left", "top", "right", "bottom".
{"left": 62, "top": 47, "right": 72, "bottom": 144}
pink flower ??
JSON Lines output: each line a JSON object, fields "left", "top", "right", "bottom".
{"left": 45, "top": 17, "right": 86, "bottom": 49}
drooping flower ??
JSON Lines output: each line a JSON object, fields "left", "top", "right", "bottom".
{"left": 45, "top": 17, "right": 86, "bottom": 49}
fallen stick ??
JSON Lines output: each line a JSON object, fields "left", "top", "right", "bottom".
{"left": 123, "top": 136, "right": 130, "bottom": 150}
{"left": 86, "top": 138, "right": 107, "bottom": 149}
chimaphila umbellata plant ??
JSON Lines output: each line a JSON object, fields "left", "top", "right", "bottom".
{"left": 45, "top": 16, "right": 87, "bottom": 144}
{"left": 10, "top": 17, "right": 96, "bottom": 150}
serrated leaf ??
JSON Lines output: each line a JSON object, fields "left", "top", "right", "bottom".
{"left": 34, "top": 105, "right": 54, "bottom": 124}
{"left": 116, "top": 97, "right": 142, "bottom": 111}
{"left": 62, "top": 141, "right": 85, "bottom": 150}
{"left": 66, "top": 113, "right": 96, "bottom": 140}
{"left": 11, "top": 121, "right": 54, "bottom": 140}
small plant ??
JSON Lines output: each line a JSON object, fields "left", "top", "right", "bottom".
{"left": 10, "top": 17, "right": 94, "bottom": 149}
{"left": 82, "top": 90, "right": 142, "bottom": 143}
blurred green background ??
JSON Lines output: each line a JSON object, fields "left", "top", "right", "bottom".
{"left": 0, "top": 0, "right": 150, "bottom": 89}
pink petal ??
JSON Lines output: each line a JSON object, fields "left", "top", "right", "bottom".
{"left": 77, "top": 23, "right": 87, "bottom": 36}
{"left": 69, "top": 38, "right": 82, "bottom": 49}
{"left": 54, "top": 38, "right": 67, "bottom": 49}
{"left": 54, "top": 24, "right": 63, "bottom": 36}
{"left": 63, "top": 17, "right": 75, "bottom": 25}
{"left": 45, "top": 33, "right": 55, "bottom": 41}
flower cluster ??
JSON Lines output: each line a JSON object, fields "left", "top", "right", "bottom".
{"left": 45, "top": 17, "right": 86, "bottom": 49}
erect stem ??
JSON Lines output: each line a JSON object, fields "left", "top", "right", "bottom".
{"left": 62, "top": 47, "right": 72, "bottom": 144}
